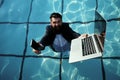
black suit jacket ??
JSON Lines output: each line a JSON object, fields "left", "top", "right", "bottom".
{"left": 40, "top": 23, "right": 80, "bottom": 47}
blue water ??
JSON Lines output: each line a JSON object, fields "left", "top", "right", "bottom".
{"left": 0, "top": 0, "right": 120, "bottom": 80}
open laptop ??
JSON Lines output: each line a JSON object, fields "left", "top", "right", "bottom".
{"left": 69, "top": 10, "right": 107, "bottom": 63}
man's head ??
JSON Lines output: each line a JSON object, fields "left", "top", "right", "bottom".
{"left": 50, "top": 13, "right": 62, "bottom": 30}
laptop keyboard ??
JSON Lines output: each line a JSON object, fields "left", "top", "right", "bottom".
{"left": 82, "top": 36, "right": 96, "bottom": 56}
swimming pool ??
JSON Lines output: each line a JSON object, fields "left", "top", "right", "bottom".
{"left": 0, "top": 0, "right": 120, "bottom": 80}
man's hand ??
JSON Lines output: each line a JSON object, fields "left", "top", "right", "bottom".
{"left": 32, "top": 43, "right": 44, "bottom": 55}
{"left": 32, "top": 49, "right": 41, "bottom": 54}
{"left": 80, "top": 34, "right": 88, "bottom": 38}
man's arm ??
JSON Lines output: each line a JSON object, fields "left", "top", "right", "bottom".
{"left": 39, "top": 25, "right": 55, "bottom": 47}
{"left": 62, "top": 23, "right": 81, "bottom": 41}
{"left": 32, "top": 25, "right": 54, "bottom": 54}
{"left": 63, "top": 23, "right": 88, "bottom": 40}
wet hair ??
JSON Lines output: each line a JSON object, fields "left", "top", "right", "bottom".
{"left": 50, "top": 13, "right": 62, "bottom": 19}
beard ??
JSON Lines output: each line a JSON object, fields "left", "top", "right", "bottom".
{"left": 54, "top": 25, "right": 62, "bottom": 34}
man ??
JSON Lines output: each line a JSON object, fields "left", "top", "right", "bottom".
{"left": 33, "top": 13, "right": 87, "bottom": 54}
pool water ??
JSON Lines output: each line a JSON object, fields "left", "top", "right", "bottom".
{"left": 0, "top": 0, "right": 120, "bottom": 80}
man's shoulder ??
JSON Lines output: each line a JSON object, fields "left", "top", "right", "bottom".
{"left": 62, "top": 23, "right": 70, "bottom": 29}
{"left": 62, "top": 23, "right": 69, "bottom": 26}
{"left": 46, "top": 24, "right": 51, "bottom": 27}
{"left": 46, "top": 24, "right": 52, "bottom": 29}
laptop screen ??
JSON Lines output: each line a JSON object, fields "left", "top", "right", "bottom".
{"left": 94, "top": 10, "right": 106, "bottom": 36}
{"left": 94, "top": 10, "right": 107, "bottom": 49}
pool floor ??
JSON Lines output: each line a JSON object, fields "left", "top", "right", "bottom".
{"left": 0, "top": 0, "right": 120, "bottom": 80}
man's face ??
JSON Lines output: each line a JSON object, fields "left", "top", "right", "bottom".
{"left": 50, "top": 17, "right": 62, "bottom": 30}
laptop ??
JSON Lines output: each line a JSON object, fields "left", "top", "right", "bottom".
{"left": 69, "top": 10, "right": 107, "bottom": 63}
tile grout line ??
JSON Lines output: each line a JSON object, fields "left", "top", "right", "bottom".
{"left": 0, "top": 54, "right": 120, "bottom": 59}
{"left": 100, "top": 57, "right": 106, "bottom": 80}
{"left": 0, "top": 18, "right": 120, "bottom": 25}
{"left": 59, "top": 0, "right": 64, "bottom": 80}
{"left": 18, "top": 0, "right": 34, "bottom": 80}
{"left": 95, "top": 0, "right": 106, "bottom": 80}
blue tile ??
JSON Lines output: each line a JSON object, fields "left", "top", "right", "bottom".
{"left": 0, "top": 24, "right": 26, "bottom": 54}
{"left": 0, "top": 0, "right": 31, "bottom": 22}
{"left": 62, "top": 59, "right": 103, "bottom": 80}
{"left": 103, "top": 59, "right": 120, "bottom": 80}
{"left": 30, "top": 0, "right": 62, "bottom": 22}
{"left": 0, "top": 57, "right": 22, "bottom": 80}
{"left": 22, "top": 58, "right": 60, "bottom": 80}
